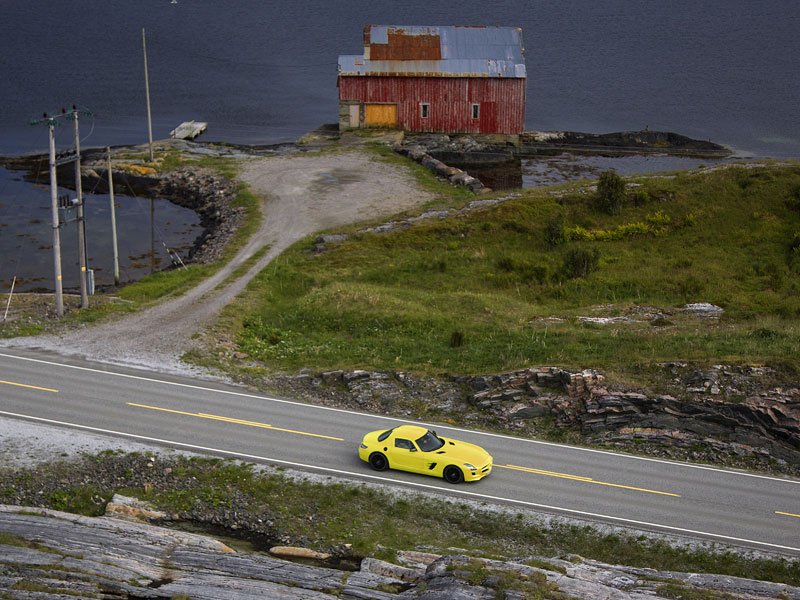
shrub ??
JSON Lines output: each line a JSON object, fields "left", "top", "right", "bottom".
{"left": 562, "top": 247, "right": 600, "bottom": 279}
{"left": 596, "top": 170, "right": 626, "bottom": 215}
{"left": 544, "top": 214, "right": 566, "bottom": 248}
{"left": 497, "top": 257, "right": 516, "bottom": 272}
{"left": 628, "top": 188, "right": 650, "bottom": 206}
{"left": 449, "top": 330, "right": 465, "bottom": 348}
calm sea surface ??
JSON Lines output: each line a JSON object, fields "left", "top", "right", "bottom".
{"left": 0, "top": 167, "right": 201, "bottom": 292}
{"left": 1, "top": 1, "right": 798, "bottom": 157}
{"left": 2, "top": 1, "right": 799, "bottom": 291}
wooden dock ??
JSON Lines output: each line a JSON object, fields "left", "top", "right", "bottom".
{"left": 169, "top": 121, "right": 207, "bottom": 140}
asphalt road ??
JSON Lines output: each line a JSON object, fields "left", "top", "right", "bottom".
{"left": 1, "top": 348, "right": 799, "bottom": 555}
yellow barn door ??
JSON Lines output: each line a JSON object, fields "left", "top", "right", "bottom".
{"left": 364, "top": 104, "right": 398, "bottom": 127}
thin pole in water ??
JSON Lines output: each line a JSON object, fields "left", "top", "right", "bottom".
{"left": 142, "top": 28, "right": 154, "bottom": 162}
{"left": 107, "top": 147, "right": 120, "bottom": 286}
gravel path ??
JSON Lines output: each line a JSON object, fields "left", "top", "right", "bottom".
{"left": 0, "top": 149, "right": 433, "bottom": 375}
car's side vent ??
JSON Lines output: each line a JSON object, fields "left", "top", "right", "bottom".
{"left": 448, "top": 441, "right": 455, "bottom": 445}
{"left": 428, "top": 463, "right": 437, "bottom": 470}
{"left": 436, "top": 451, "right": 446, "bottom": 454}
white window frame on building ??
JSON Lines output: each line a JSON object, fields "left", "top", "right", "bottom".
{"left": 471, "top": 103, "right": 480, "bottom": 119}
{"left": 420, "top": 102, "right": 430, "bottom": 118}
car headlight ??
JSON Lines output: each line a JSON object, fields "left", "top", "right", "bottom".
{"left": 360, "top": 443, "right": 368, "bottom": 449}
{"left": 463, "top": 463, "right": 476, "bottom": 471}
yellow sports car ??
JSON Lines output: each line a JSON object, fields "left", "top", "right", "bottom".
{"left": 358, "top": 424, "right": 493, "bottom": 483}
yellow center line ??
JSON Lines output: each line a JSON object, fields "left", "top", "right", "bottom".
{"left": 496, "top": 464, "right": 680, "bottom": 497}
{"left": 128, "top": 402, "right": 344, "bottom": 441}
{"left": 0, "top": 379, "right": 58, "bottom": 393}
{"left": 775, "top": 511, "right": 800, "bottom": 519}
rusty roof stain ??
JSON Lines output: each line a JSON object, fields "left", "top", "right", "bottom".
{"left": 339, "top": 25, "right": 526, "bottom": 78}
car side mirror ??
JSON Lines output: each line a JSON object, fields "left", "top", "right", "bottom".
{"left": 409, "top": 447, "right": 417, "bottom": 452}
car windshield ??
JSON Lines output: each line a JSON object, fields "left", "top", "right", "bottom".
{"left": 416, "top": 431, "right": 444, "bottom": 452}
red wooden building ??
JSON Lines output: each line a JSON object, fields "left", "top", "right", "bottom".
{"left": 338, "top": 25, "right": 526, "bottom": 136}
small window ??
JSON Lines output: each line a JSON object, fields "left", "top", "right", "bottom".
{"left": 395, "top": 438, "right": 414, "bottom": 450}
{"left": 420, "top": 102, "right": 430, "bottom": 118}
{"left": 471, "top": 103, "right": 480, "bottom": 119}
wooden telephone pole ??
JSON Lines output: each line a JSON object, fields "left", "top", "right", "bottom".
{"left": 46, "top": 118, "right": 64, "bottom": 317}
{"left": 71, "top": 107, "right": 89, "bottom": 308}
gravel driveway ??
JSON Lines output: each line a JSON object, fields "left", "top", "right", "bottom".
{"left": 1, "top": 149, "right": 433, "bottom": 375}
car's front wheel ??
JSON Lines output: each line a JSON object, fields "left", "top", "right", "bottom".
{"left": 369, "top": 452, "right": 389, "bottom": 471}
{"left": 443, "top": 465, "right": 464, "bottom": 484}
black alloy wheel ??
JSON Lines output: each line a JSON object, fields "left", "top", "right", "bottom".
{"left": 443, "top": 465, "right": 464, "bottom": 484}
{"left": 369, "top": 452, "right": 388, "bottom": 471}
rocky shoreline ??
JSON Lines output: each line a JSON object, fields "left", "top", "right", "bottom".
{"left": 2, "top": 434, "right": 798, "bottom": 600}
{"left": 5, "top": 504, "right": 798, "bottom": 599}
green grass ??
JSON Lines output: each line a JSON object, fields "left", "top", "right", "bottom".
{"left": 220, "top": 163, "right": 800, "bottom": 383}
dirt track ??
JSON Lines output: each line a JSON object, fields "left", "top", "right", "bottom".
{"left": 1, "top": 149, "right": 433, "bottom": 374}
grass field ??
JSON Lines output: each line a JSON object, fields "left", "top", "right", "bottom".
{"left": 225, "top": 161, "right": 800, "bottom": 385}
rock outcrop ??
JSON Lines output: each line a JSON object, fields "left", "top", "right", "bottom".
{"left": 2, "top": 506, "right": 797, "bottom": 599}
{"left": 270, "top": 364, "right": 800, "bottom": 473}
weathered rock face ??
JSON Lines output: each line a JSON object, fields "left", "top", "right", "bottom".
{"left": 458, "top": 365, "right": 800, "bottom": 470}
{"left": 2, "top": 507, "right": 797, "bottom": 600}
{"left": 268, "top": 364, "right": 800, "bottom": 473}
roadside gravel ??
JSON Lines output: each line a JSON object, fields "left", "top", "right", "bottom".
{"left": 0, "top": 149, "right": 433, "bottom": 376}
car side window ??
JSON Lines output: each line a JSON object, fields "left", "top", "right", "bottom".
{"left": 395, "top": 438, "right": 414, "bottom": 450}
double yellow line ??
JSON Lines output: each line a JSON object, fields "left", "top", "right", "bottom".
{"left": 128, "top": 402, "right": 344, "bottom": 441}
{"left": 496, "top": 464, "right": 680, "bottom": 497}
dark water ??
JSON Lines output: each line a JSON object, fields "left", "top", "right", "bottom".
{"left": 0, "top": 167, "right": 201, "bottom": 292}
{"left": 1, "top": 1, "right": 799, "bottom": 158}
{"left": 2, "top": 1, "right": 799, "bottom": 290}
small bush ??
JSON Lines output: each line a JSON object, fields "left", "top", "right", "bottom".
{"left": 544, "top": 214, "right": 566, "bottom": 248}
{"left": 595, "top": 170, "right": 626, "bottom": 215}
{"left": 628, "top": 188, "right": 650, "bottom": 206}
{"left": 562, "top": 247, "right": 600, "bottom": 279}
{"left": 497, "top": 257, "right": 516, "bottom": 272}
{"left": 449, "top": 330, "right": 465, "bottom": 348}
{"left": 786, "top": 187, "right": 800, "bottom": 213}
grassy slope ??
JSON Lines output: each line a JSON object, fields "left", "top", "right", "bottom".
{"left": 226, "top": 161, "right": 800, "bottom": 385}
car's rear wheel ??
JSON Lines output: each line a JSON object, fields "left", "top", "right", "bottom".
{"left": 369, "top": 452, "right": 389, "bottom": 471}
{"left": 443, "top": 465, "right": 464, "bottom": 484}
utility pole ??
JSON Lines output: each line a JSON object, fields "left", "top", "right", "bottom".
{"left": 107, "top": 147, "right": 120, "bottom": 286}
{"left": 46, "top": 117, "right": 65, "bottom": 317}
{"left": 71, "top": 107, "right": 89, "bottom": 307}
{"left": 142, "top": 28, "right": 154, "bottom": 162}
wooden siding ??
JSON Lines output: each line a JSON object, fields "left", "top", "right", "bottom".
{"left": 339, "top": 76, "right": 525, "bottom": 134}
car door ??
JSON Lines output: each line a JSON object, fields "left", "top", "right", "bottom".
{"left": 391, "top": 437, "right": 426, "bottom": 474}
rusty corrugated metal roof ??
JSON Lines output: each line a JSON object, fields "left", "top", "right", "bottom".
{"left": 339, "top": 25, "right": 526, "bottom": 78}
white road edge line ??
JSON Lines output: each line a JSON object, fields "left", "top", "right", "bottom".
{"left": 1, "top": 409, "right": 799, "bottom": 555}
{"left": 2, "top": 350, "right": 799, "bottom": 486}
